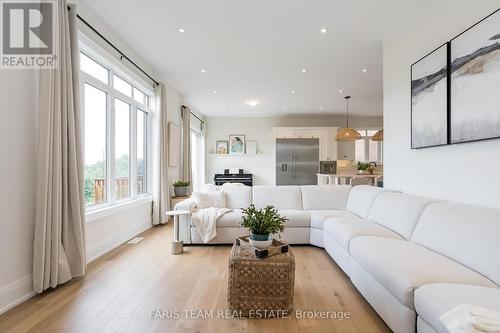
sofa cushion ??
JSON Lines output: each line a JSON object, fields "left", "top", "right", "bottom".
{"left": 323, "top": 216, "right": 402, "bottom": 251}
{"left": 412, "top": 202, "right": 500, "bottom": 286}
{"left": 279, "top": 210, "right": 310, "bottom": 227}
{"left": 345, "top": 185, "right": 386, "bottom": 219}
{"left": 415, "top": 284, "right": 500, "bottom": 333}
{"left": 300, "top": 185, "right": 351, "bottom": 210}
{"left": 192, "top": 191, "right": 226, "bottom": 209}
{"left": 368, "top": 192, "right": 436, "bottom": 240}
{"left": 222, "top": 186, "right": 252, "bottom": 210}
{"left": 214, "top": 209, "right": 244, "bottom": 228}
{"left": 349, "top": 237, "right": 498, "bottom": 310}
{"left": 309, "top": 210, "right": 351, "bottom": 229}
{"left": 253, "top": 186, "right": 302, "bottom": 210}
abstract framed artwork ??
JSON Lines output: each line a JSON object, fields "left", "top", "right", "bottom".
{"left": 411, "top": 43, "right": 449, "bottom": 149}
{"left": 450, "top": 9, "right": 500, "bottom": 144}
{"left": 229, "top": 135, "right": 245, "bottom": 155}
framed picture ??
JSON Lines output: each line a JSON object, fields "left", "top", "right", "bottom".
{"left": 411, "top": 43, "right": 449, "bottom": 149}
{"left": 229, "top": 135, "right": 245, "bottom": 155}
{"left": 216, "top": 140, "right": 228, "bottom": 154}
{"left": 450, "top": 9, "right": 500, "bottom": 144}
{"left": 168, "top": 122, "right": 180, "bottom": 166}
{"left": 246, "top": 141, "right": 257, "bottom": 155}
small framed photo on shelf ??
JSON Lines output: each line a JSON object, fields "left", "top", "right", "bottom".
{"left": 216, "top": 140, "right": 228, "bottom": 154}
{"left": 229, "top": 135, "right": 245, "bottom": 155}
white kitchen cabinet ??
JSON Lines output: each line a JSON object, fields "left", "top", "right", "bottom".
{"left": 293, "top": 129, "right": 316, "bottom": 138}
{"left": 322, "top": 128, "right": 338, "bottom": 161}
{"left": 274, "top": 128, "right": 296, "bottom": 139}
{"left": 318, "top": 130, "right": 329, "bottom": 161}
{"left": 337, "top": 141, "right": 354, "bottom": 160}
{"left": 273, "top": 127, "right": 338, "bottom": 161}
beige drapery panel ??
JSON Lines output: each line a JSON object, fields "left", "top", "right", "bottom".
{"left": 152, "top": 83, "right": 170, "bottom": 225}
{"left": 33, "top": 2, "right": 86, "bottom": 293}
{"left": 181, "top": 106, "right": 192, "bottom": 184}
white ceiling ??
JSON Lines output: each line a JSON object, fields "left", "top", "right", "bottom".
{"left": 83, "top": 0, "right": 393, "bottom": 117}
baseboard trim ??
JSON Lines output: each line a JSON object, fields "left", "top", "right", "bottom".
{"left": 0, "top": 218, "right": 153, "bottom": 315}
{"left": 0, "top": 274, "right": 36, "bottom": 315}
{"left": 86, "top": 222, "right": 152, "bottom": 263}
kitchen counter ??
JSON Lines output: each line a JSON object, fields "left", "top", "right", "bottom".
{"left": 317, "top": 173, "right": 383, "bottom": 185}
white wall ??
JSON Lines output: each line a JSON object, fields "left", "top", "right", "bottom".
{"left": 383, "top": 1, "right": 500, "bottom": 209}
{"left": 205, "top": 115, "right": 382, "bottom": 185}
{"left": 0, "top": 1, "right": 185, "bottom": 314}
{"left": 0, "top": 70, "right": 38, "bottom": 314}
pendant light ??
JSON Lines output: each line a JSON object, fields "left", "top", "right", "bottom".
{"left": 371, "top": 129, "right": 383, "bottom": 141}
{"left": 335, "top": 96, "right": 362, "bottom": 141}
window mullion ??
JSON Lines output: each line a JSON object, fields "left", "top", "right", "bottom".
{"left": 109, "top": 91, "right": 117, "bottom": 204}
{"left": 366, "top": 138, "right": 370, "bottom": 163}
{"left": 146, "top": 113, "right": 152, "bottom": 195}
{"left": 131, "top": 106, "right": 137, "bottom": 198}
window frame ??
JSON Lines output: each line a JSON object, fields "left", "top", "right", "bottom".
{"left": 354, "top": 128, "right": 383, "bottom": 164}
{"left": 79, "top": 46, "right": 153, "bottom": 213}
{"left": 189, "top": 114, "right": 205, "bottom": 192}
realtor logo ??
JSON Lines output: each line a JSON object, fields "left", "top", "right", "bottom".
{"left": 1, "top": 1, "right": 56, "bottom": 68}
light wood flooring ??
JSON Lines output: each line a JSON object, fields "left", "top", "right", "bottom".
{"left": 0, "top": 224, "right": 389, "bottom": 333}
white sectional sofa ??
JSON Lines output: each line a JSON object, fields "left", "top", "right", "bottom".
{"left": 175, "top": 185, "right": 500, "bottom": 333}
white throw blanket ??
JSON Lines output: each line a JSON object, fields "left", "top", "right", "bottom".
{"left": 191, "top": 207, "right": 231, "bottom": 243}
{"left": 440, "top": 304, "right": 500, "bottom": 333}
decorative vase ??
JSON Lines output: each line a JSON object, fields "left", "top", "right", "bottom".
{"left": 249, "top": 234, "right": 273, "bottom": 249}
{"left": 174, "top": 186, "right": 189, "bottom": 196}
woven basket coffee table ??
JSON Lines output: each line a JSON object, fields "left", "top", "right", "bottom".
{"left": 227, "top": 241, "right": 295, "bottom": 318}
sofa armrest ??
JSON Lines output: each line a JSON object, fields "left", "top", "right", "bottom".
{"left": 175, "top": 198, "right": 196, "bottom": 244}
{"left": 174, "top": 198, "right": 196, "bottom": 212}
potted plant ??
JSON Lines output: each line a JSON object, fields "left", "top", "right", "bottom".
{"left": 241, "top": 204, "right": 287, "bottom": 249}
{"left": 173, "top": 180, "right": 190, "bottom": 196}
{"left": 357, "top": 161, "right": 370, "bottom": 174}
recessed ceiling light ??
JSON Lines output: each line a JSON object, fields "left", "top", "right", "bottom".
{"left": 283, "top": 107, "right": 288, "bottom": 111}
{"left": 213, "top": 90, "right": 217, "bottom": 94}
{"left": 362, "top": 68, "right": 368, "bottom": 72}
{"left": 223, "top": 107, "right": 227, "bottom": 111}
{"left": 320, "top": 28, "right": 328, "bottom": 34}
{"left": 178, "top": 28, "right": 185, "bottom": 33}
{"left": 338, "top": 89, "right": 343, "bottom": 94}
{"left": 301, "top": 68, "right": 308, "bottom": 73}
{"left": 291, "top": 90, "right": 296, "bottom": 94}
{"left": 320, "top": 107, "right": 324, "bottom": 111}
{"left": 200, "top": 69, "right": 207, "bottom": 73}
{"left": 245, "top": 100, "right": 259, "bottom": 107}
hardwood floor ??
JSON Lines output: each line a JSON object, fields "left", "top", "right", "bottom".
{"left": 0, "top": 224, "right": 389, "bottom": 333}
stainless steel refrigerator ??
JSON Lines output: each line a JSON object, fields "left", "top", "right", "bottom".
{"left": 276, "top": 138, "right": 319, "bottom": 185}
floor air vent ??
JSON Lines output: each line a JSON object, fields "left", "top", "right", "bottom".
{"left": 127, "top": 237, "right": 144, "bottom": 245}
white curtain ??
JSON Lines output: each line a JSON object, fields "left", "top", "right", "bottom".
{"left": 152, "top": 83, "right": 170, "bottom": 225}
{"left": 33, "top": 2, "right": 86, "bottom": 293}
{"left": 181, "top": 106, "right": 192, "bottom": 184}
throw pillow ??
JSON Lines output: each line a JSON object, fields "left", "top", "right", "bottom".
{"left": 192, "top": 191, "right": 226, "bottom": 209}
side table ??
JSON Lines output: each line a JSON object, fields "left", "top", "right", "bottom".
{"left": 169, "top": 196, "right": 190, "bottom": 222}
{"left": 165, "top": 210, "right": 190, "bottom": 255}
{"left": 227, "top": 242, "right": 295, "bottom": 317}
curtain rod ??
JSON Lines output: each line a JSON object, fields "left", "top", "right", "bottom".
{"left": 69, "top": 7, "right": 160, "bottom": 87}
{"left": 182, "top": 105, "right": 205, "bottom": 124}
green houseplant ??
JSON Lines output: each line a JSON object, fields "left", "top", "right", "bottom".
{"left": 173, "top": 180, "right": 190, "bottom": 196}
{"left": 241, "top": 204, "right": 287, "bottom": 249}
{"left": 357, "top": 161, "right": 370, "bottom": 174}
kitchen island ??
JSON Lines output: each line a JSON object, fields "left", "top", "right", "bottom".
{"left": 317, "top": 173, "right": 383, "bottom": 186}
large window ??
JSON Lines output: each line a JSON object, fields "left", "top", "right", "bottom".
{"left": 354, "top": 129, "right": 383, "bottom": 163}
{"left": 81, "top": 50, "right": 152, "bottom": 209}
{"left": 190, "top": 114, "right": 205, "bottom": 192}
